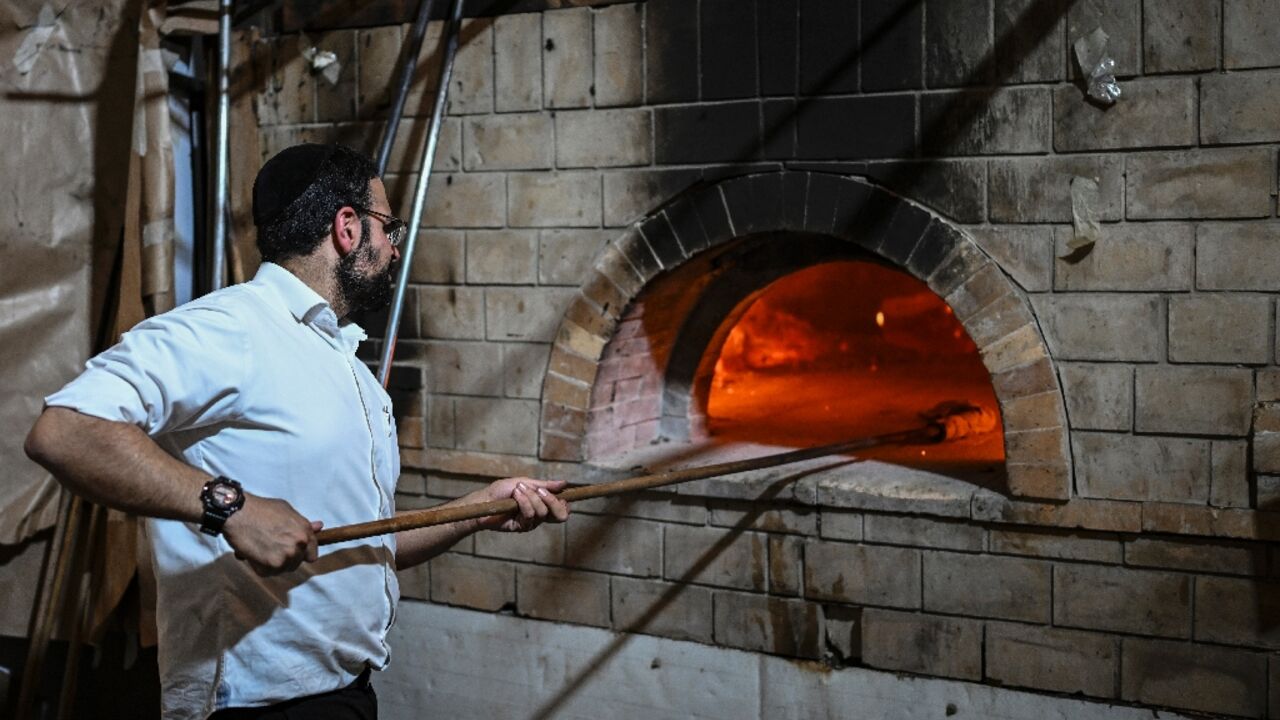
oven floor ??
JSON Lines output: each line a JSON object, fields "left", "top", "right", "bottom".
{"left": 708, "top": 364, "right": 1004, "bottom": 472}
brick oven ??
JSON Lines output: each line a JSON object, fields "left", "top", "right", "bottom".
{"left": 248, "top": 0, "right": 1280, "bottom": 716}
{"left": 559, "top": 172, "right": 1066, "bottom": 505}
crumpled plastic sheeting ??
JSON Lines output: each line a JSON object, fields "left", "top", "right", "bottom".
{"left": 1073, "top": 27, "right": 1121, "bottom": 105}
{"left": 0, "top": 0, "right": 133, "bottom": 561}
{"left": 301, "top": 36, "right": 341, "bottom": 86}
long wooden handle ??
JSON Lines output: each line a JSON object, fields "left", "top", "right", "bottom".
{"left": 316, "top": 423, "right": 943, "bottom": 546}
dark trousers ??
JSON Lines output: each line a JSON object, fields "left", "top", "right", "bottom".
{"left": 207, "top": 670, "right": 376, "bottom": 720}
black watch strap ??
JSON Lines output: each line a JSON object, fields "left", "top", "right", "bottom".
{"left": 200, "top": 507, "right": 231, "bottom": 536}
{"left": 199, "top": 476, "right": 245, "bottom": 536}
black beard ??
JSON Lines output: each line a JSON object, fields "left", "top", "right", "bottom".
{"left": 336, "top": 226, "right": 396, "bottom": 314}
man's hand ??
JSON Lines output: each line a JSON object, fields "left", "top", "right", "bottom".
{"left": 474, "top": 477, "right": 570, "bottom": 532}
{"left": 222, "top": 493, "right": 322, "bottom": 576}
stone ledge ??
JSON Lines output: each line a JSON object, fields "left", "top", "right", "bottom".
{"left": 400, "top": 444, "right": 1280, "bottom": 540}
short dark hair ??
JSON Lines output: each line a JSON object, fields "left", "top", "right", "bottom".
{"left": 254, "top": 143, "right": 379, "bottom": 263}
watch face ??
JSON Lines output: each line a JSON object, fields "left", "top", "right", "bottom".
{"left": 210, "top": 483, "right": 241, "bottom": 509}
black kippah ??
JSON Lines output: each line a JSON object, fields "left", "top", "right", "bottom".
{"left": 252, "top": 143, "right": 339, "bottom": 227}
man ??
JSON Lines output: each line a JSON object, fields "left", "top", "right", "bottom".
{"left": 24, "top": 143, "right": 569, "bottom": 719}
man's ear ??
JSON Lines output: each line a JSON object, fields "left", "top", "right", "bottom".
{"left": 332, "top": 206, "right": 361, "bottom": 256}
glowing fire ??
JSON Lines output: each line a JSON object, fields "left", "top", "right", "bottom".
{"left": 706, "top": 260, "right": 1004, "bottom": 469}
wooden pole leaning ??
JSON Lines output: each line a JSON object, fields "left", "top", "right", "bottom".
{"left": 316, "top": 423, "right": 945, "bottom": 547}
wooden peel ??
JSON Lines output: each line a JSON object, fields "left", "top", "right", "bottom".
{"left": 316, "top": 406, "right": 997, "bottom": 546}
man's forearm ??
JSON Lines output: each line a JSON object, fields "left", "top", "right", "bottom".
{"left": 393, "top": 499, "right": 483, "bottom": 570}
{"left": 25, "top": 406, "right": 209, "bottom": 522}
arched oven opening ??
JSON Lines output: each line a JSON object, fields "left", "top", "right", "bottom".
{"left": 583, "top": 231, "right": 1008, "bottom": 492}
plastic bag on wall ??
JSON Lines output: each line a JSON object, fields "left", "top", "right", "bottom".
{"left": 1073, "top": 27, "right": 1121, "bottom": 105}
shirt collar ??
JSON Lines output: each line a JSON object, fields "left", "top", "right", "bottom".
{"left": 253, "top": 262, "right": 368, "bottom": 353}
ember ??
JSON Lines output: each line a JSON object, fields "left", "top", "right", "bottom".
{"left": 707, "top": 261, "right": 1004, "bottom": 474}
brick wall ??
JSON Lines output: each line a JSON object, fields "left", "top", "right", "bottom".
{"left": 251, "top": 1, "right": 1280, "bottom": 716}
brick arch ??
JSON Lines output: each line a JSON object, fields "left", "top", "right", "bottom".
{"left": 539, "top": 171, "right": 1072, "bottom": 501}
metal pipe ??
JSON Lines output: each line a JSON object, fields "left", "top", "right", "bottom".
{"left": 376, "top": 0, "right": 437, "bottom": 176}
{"left": 377, "top": 0, "right": 464, "bottom": 388}
{"left": 210, "top": 0, "right": 231, "bottom": 292}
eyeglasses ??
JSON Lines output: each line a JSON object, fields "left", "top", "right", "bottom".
{"left": 354, "top": 206, "right": 407, "bottom": 247}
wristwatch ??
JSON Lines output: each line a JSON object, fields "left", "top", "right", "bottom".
{"left": 199, "top": 476, "right": 245, "bottom": 536}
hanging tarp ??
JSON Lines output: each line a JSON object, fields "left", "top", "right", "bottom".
{"left": 0, "top": 0, "right": 140, "bottom": 636}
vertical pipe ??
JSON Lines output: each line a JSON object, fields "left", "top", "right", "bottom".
{"left": 376, "top": 0, "right": 436, "bottom": 176}
{"left": 211, "top": 0, "right": 232, "bottom": 291}
{"left": 377, "top": 0, "right": 464, "bottom": 388}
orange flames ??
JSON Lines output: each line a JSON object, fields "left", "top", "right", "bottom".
{"left": 706, "top": 261, "right": 1004, "bottom": 469}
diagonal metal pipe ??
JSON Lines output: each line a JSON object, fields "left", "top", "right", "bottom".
{"left": 375, "top": 0, "right": 436, "bottom": 176}
{"left": 376, "top": 0, "right": 464, "bottom": 387}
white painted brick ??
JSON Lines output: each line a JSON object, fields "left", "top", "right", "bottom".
{"left": 1052, "top": 223, "right": 1192, "bottom": 291}
{"left": 1073, "top": 431, "right": 1211, "bottom": 503}
{"left": 804, "top": 540, "right": 920, "bottom": 608}
{"left": 989, "top": 156, "right": 1124, "bottom": 222}
{"left": 424, "top": 340, "right": 502, "bottom": 395}
{"left": 539, "top": 229, "right": 613, "bottom": 285}
{"left": 466, "top": 229, "right": 539, "bottom": 284}
{"left": 1197, "top": 223, "right": 1280, "bottom": 290}
{"left": 1122, "top": 637, "right": 1266, "bottom": 716}
{"left": 384, "top": 117, "right": 463, "bottom": 173}
{"left": 543, "top": 8, "right": 593, "bottom": 108}
{"left": 565, "top": 514, "right": 662, "bottom": 576}
{"left": 1126, "top": 148, "right": 1274, "bottom": 220}
{"left": 494, "top": 13, "right": 542, "bottom": 112}
{"left": 610, "top": 576, "right": 713, "bottom": 642}
{"left": 454, "top": 397, "right": 541, "bottom": 455}
{"left": 422, "top": 172, "right": 506, "bottom": 228}
{"left": 986, "top": 622, "right": 1118, "bottom": 697}
{"left": 989, "top": 528, "right": 1122, "bottom": 563}
{"left": 1056, "top": 564, "right": 1191, "bottom": 637}
{"left": 446, "top": 18, "right": 494, "bottom": 115}
{"left": 664, "top": 525, "right": 767, "bottom": 591}
{"left": 485, "top": 287, "right": 577, "bottom": 342}
{"left": 1059, "top": 362, "right": 1133, "bottom": 430}
{"left": 994, "top": 0, "right": 1065, "bottom": 82}
{"left": 1201, "top": 70, "right": 1280, "bottom": 144}
{"left": 1031, "top": 294, "right": 1162, "bottom": 361}
{"left": 419, "top": 286, "right": 485, "bottom": 340}
{"left": 1144, "top": 0, "right": 1220, "bottom": 73}
{"left": 922, "top": 551, "right": 1050, "bottom": 622}
{"left": 593, "top": 3, "right": 643, "bottom": 107}
{"left": 409, "top": 228, "right": 464, "bottom": 284}
{"left": 556, "top": 108, "right": 652, "bottom": 168}
{"left": 1224, "top": 0, "right": 1280, "bottom": 69}
{"left": 1135, "top": 365, "right": 1254, "bottom": 435}
{"left": 508, "top": 171, "right": 602, "bottom": 227}
{"left": 863, "top": 515, "right": 985, "bottom": 551}
{"left": 463, "top": 113, "right": 554, "bottom": 171}
{"left": 1168, "top": 294, "right": 1272, "bottom": 364}
{"left": 1211, "top": 439, "right": 1250, "bottom": 508}
{"left": 602, "top": 169, "right": 701, "bottom": 227}
{"left": 1053, "top": 77, "right": 1195, "bottom": 151}
{"left": 862, "top": 609, "right": 982, "bottom": 680}
{"left": 501, "top": 342, "right": 550, "bottom": 399}
{"left": 357, "top": 25, "right": 404, "bottom": 117}
{"left": 967, "top": 226, "right": 1053, "bottom": 292}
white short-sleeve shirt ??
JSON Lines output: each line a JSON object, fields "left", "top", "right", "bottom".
{"left": 45, "top": 262, "right": 400, "bottom": 720}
